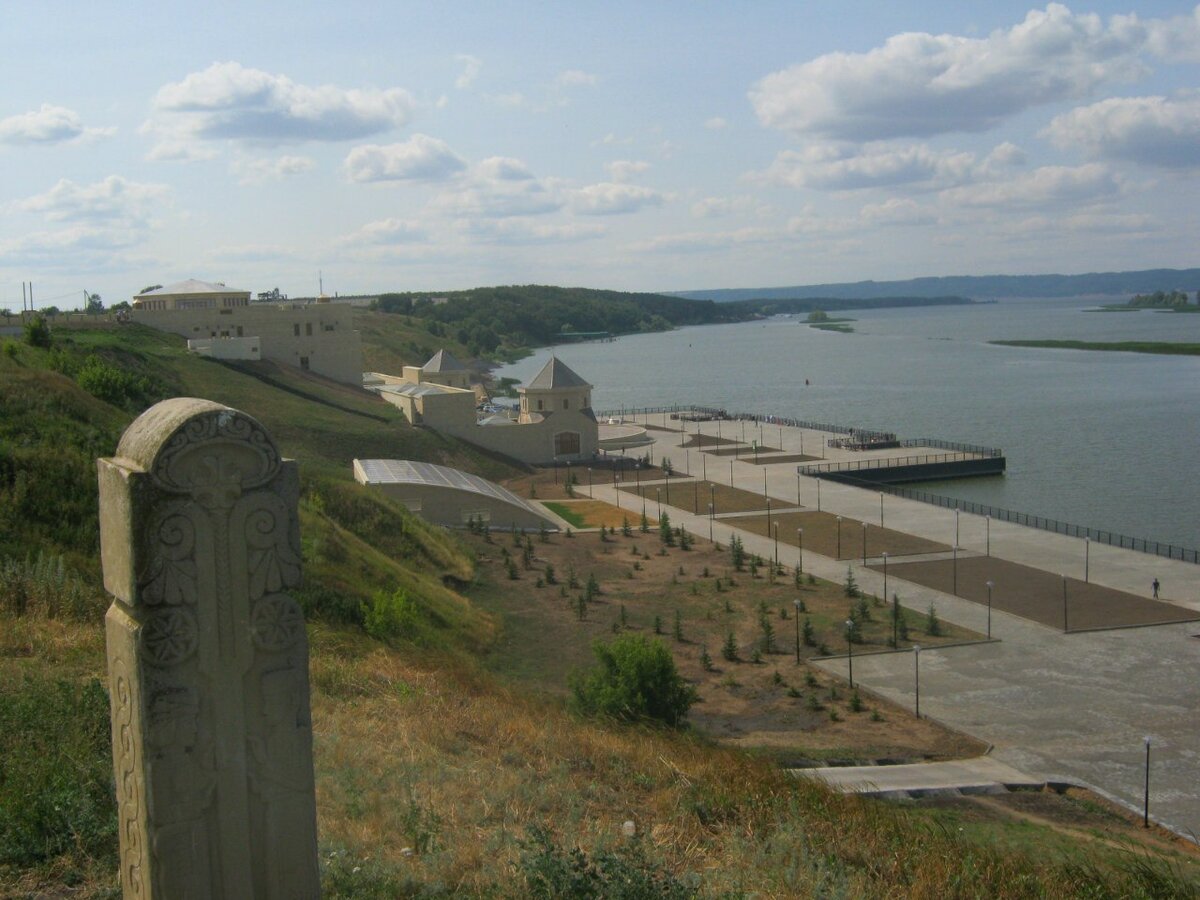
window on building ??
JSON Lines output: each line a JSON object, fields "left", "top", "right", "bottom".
{"left": 293, "top": 323, "right": 300, "bottom": 336}
{"left": 554, "top": 432, "right": 581, "bottom": 456}
{"left": 299, "top": 356, "right": 310, "bottom": 370}
{"left": 305, "top": 323, "right": 313, "bottom": 336}
{"left": 236, "top": 326, "right": 243, "bottom": 337}
{"left": 537, "top": 399, "right": 544, "bottom": 411}
{"left": 562, "top": 399, "right": 569, "bottom": 410}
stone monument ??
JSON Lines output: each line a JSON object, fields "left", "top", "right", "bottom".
{"left": 98, "top": 398, "right": 320, "bottom": 899}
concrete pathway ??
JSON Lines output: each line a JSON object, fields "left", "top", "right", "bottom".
{"left": 593, "top": 415, "right": 1200, "bottom": 837}
{"left": 796, "top": 757, "right": 1044, "bottom": 798}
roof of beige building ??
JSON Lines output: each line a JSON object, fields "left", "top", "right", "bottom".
{"left": 424, "top": 349, "right": 467, "bottom": 372}
{"left": 137, "top": 279, "right": 249, "bottom": 297}
{"left": 524, "top": 356, "right": 591, "bottom": 391}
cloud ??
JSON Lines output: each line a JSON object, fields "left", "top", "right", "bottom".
{"left": 459, "top": 218, "right": 606, "bottom": 244}
{"left": 555, "top": 69, "right": 598, "bottom": 88}
{"left": 12, "top": 176, "right": 170, "bottom": 225}
{"left": 690, "top": 195, "right": 762, "bottom": 218}
{"left": 339, "top": 218, "right": 429, "bottom": 246}
{"left": 633, "top": 226, "right": 778, "bottom": 253}
{"left": 941, "top": 163, "right": 1120, "bottom": 209}
{"left": 569, "top": 182, "right": 668, "bottom": 215}
{"left": 605, "top": 160, "right": 650, "bottom": 182}
{"left": 860, "top": 197, "right": 938, "bottom": 225}
{"left": 750, "top": 4, "right": 1157, "bottom": 141}
{"left": 204, "top": 243, "right": 301, "bottom": 263}
{"left": 432, "top": 157, "right": 562, "bottom": 217}
{"left": 455, "top": 54, "right": 482, "bottom": 89}
{"left": 148, "top": 61, "right": 414, "bottom": 149}
{"left": 233, "top": 154, "right": 316, "bottom": 184}
{"left": 344, "top": 134, "right": 467, "bottom": 183}
{"left": 1062, "top": 211, "right": 1159, "bottom": 233}
{"left": 1043, "top": 94, "right": 1200, "bottom": 169}
{"left": 0, "top": 225, "right": 142, "bottom": 263}
{"left": 0, "top": 104, "right": 114, "bottom": 146}
{"left": 754, "top": 141, "right": 1025, "bottom": 191}
{"left": 704, "top": 117, "right": 728, "bottom": 130}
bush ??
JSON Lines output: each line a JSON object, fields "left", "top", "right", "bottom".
{"left": 570, "top": 634, "right": 697, "bottom": 726}
{"left": 22, "top": 315, "right": 51, "bottom": 349}
{"left": 363, "top": 588, "right": 419, "bottom": 642}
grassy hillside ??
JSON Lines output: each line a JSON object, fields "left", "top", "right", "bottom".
{"left": 3, "top": 322, "right": 1198, "bottom": 897}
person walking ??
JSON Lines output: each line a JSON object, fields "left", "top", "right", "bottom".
{"left": 1152, "top": 577, "right": 1160, "bottom": 599}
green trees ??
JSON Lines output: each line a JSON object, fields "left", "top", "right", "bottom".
{"left": 570, "top": 635, "right": 697, "bottom": 727}
{"left": 22, "top": 315, "right": 51, "bottom": 349}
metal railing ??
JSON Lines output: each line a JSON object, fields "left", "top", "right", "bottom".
{"left": 835, "top": 473, "right": 1200, "bottom": 565}
{"left": 800, "top": 452, "right": 989, "bottom": 475}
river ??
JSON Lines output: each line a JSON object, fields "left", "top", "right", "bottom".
{"left": 494, "top": 298, "right": 1200, "bottom": 550}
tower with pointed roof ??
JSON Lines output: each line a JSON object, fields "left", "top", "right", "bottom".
{"left": 517, "top": 356, "right": 597, "bottom": 459}
{"left": 421, "top": 349, "right": 471, "bottom": 389}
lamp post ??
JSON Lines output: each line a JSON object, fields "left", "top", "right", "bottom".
{"left": 710, "top": 484, "right": 716, "bottom": 516}
{"left": 793, "top": 600, "right": 802, "bottom": 664}
{"left": 708, "top": 503, "right": 714, "bottom": 542}
{"left": 762, "top": 468, "right": 768, "bottom": 498}
{"left": 797, "top": 528, "right": 804, "bottom": 575}
{"left": 730, "top": 459, "right": 734, "bottom": 485}
{"left": 955, "top": 508, "right": 960, "bottom": 547}
{"left": 913, "top": 645, "right": 921, "bottom": 717}
{"left": 773, "top": 522, "right": 779, "bottom": 571}
{"left": 880, "top": 491, "right": 885, "bottom": 527}
{"left": 1085, "top": 536, "right": 1090, "bottom": 583}
{"left": 1143, "top": 736, "right": 1152, "bottom": 828}
{"left": 862, "top": 521, "right": 868, "bottom": 564}
{"left": 986, "top": 514, "right": 991, "bottom": 557}
{"left": 702, "top": 452, "right": 707, "bottom": 483}
{"left": 1062, "top": 574, "right": 1068, "bottom": 633}
{"left": 797, "top": 471, "right": 801, "bottom": 506}
{"left": 845, "top": 619, "right": 855, "bottom": 688}
{"left": 587, "top": 467, "right": 593, "bottom": 498}
{"left": 836, "top": 516, "right": 842, "bottom": 558}
{"left": 766, "top": 498, "right": 772, "bottom": 530}
{"left": 817, "top": 476, "right": 822, "bottom": 512}
{"left": 985, "top": 580, "right": 994, "bottom": 640}
{"left": 656, "top": 488, "right": 661, "bottom": 518}
{"left": 882, "top": 552, "right": 892, "bottom": 645}
{"left": 952, "top": 544, "right": 959, "bottom": 595}
{"left": 615, "top": 473, "right": 621, "bottom": 508}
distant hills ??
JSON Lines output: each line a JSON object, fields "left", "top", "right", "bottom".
{"left": 672, "top": 268, "right": 1200, "bottom": 302}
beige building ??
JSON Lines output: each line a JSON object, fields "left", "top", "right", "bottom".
{"left": 367, "top": 353, "right": 599, "bottom": 465}
{"left": 130, "top": 279, "right": 363, "bottom": 385}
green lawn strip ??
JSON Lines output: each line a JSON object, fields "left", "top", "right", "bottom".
{"left": 542, "top": 502, "right": 586, "bottom": 527}
{"left": 991, "top": 340, "right": 1200, "bottom": 355}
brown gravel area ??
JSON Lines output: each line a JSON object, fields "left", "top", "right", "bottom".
{"left": 726, "top": 510, "right": 950, "bottom": 560}
{"left": 872, "top": 555, "right": 1200, "bottom": 631}
{"left": 747, "top": 453, "right": 822, "bottom": 465}
{"left": 621, "top": 479, "right": 772, "bottom": 515}
{"left": 702, "top": 444, "right": 781, "bottom": 457}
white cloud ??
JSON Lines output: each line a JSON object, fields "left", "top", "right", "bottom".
{"left": 432, "top": 157, "right": 562, "bottom": 217}
{"left": 1063, "top": 211, "right": 1159, "bottom": 233}
{"left": 147, "top": 62, "right": 414, "bottom": 149}
{"left": 1145, "top": 6, "right": 1200, "bottom": 62}
{"left": 455, "top": 54, "right": 482, "bottom": 89}
{"left": 633, "top": 226, "right": 778, "bottom": 253}
{"left": 605, "top": 160, "right": 650, "bottom": 182}
{"left": 704, "top": 117, "right": 728, "bottom": 130}
{"left": 555, "top": 69, "right": 598, "bottom": 88}
{"left": 460, "top": 218, "right": 606, "bottom": 244}
{"left": 750, "top": 5, "right": 1157, "bottom": 141}
{"left": 569, "top": 182, "right": 668, "bottom": 215}
{"left": 941, "top": 163, "right": 1120, "bottom": 209}
{"left": 344, "top": 135, "right": 467, "bottom": 183}
{"left": 754, "top": 141, "right": 1025, "bottom": 192}
{"left": 233, "top": 154, "right": 316, "bottom": 184}
{"left": 204, "top": 243, "right": 301, "bottom": 262}
{"left": 485, "top": 92, "right": 529, "bottom": 109}
{"left": 339, "top": 218, "right": 429, "bottom": 246}
{"left": 690, "top": 195, "right": 761, "bottom": 218}
{"left": 860, "top": 197, "right": 938, "bottom": 226}
{"left": 12, "top": 176, "right": 170, "bottom": 225}
{"left": 0, "top": 225, "right": 142, "bottom": 263}
{"left": 1043, "top": 94, "right": 1200, "bottom": 169}
{"left": 0, "top": 104, "right": 113, "bottom": 146}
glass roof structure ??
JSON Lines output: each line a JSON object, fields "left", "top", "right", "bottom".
{"left": 354, "top": 459, "right": 543, "bottom": 514}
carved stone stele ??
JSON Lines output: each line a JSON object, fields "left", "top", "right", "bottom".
{"left": 99, "top": 398, "right": 319, "bottom": 899}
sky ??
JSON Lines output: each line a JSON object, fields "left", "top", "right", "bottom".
{"left": 3, "top": 1, "right": 1200, "bottom": 308}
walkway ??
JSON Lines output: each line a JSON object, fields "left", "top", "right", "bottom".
{"left": 591, "top": 415, "right": 1200, "bottom": 837}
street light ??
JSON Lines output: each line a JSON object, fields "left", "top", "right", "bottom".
{"left": 986, "top": 514, "right": 991, "bottom": 557}
{"left": 986, "top": 580, "right": 995, "bottom": 640}
{"left": 817, "top": 476, "right": 822, "bottom": 512}
{"left": 836, "top": 515, "right": 842, "bottom": 558}
{"left": 656, "top": 488, "right": 661, "bottom": 518}
{"left": 862, "top": 521, "right": 868, "bottom": 564}
{"left": 797, "top": 528, "right": 804, "bottom": 575}
{"left": 880, "top": 491, "right": 885, "bottom": 527}
{"left": 587, "top": 467, "right": 593, "bottom": 498}
{"left": 913, "top": 645, "right": 921, "bottom": 717}
{"left": 952, "top": 544, "right": 959, "bottom": 595}
{"left": 797, "top": 471, "right": 801, "bottom": 506}
{"left": 845, "top": 619, "right": 855, "bottom": 688}
{"left": 1144, "top": 736, "right": 1152, "bottom": 828}
{"left": 882, "top": 552, "right": 892, "bottom": 645}
{"left": 773, "top": 522, "right": 779, "bottom": 570}
{"left": 1085, "top": 536, "right": 1090, "bottom": 583}
{"left": 1062, "top": 574, "right": 1068, "bottom": 633}
{"left": 615, "top": 473, "right": 621, "bottom": 508}
{"left": 708, "top": 502, "right": 714, "bottom": 542}
{"left": 793, "top": 601, "right": 802, "bottom": 663}
{"left": 955, "top": 508, "right": 960, "bottom": 547}
{"left": 766, "top": 498, "right": 772, "bottom": 530}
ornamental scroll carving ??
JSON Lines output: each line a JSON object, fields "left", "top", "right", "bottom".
{"left": 99, "top": 398, "right": 319, "bottom": 900}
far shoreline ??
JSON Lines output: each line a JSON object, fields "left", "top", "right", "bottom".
{"left": 990, "top": 339, "right": 1200, "bottom": 356}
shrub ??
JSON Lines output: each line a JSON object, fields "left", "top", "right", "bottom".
{"left": 569, "top": 635, "right": 697, "bottom": 727}
{"left": 363, "top": 588, "right": 419, "bottom": 642}
{"left": 22, "top": 314, "right": 51, "bottom": 349}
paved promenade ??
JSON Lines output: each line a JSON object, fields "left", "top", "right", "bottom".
{"left": 594, "top": 415, "right": 1200, "bottom": 837}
